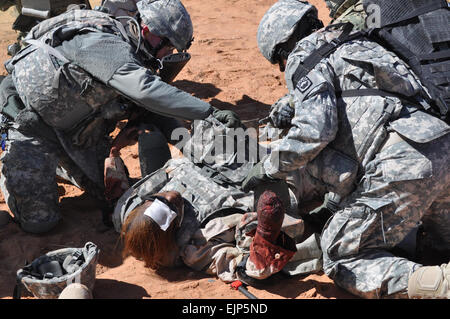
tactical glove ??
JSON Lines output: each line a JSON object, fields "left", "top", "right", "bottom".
{"left": 269, "top": 94, "right": 295, "bottom": 128}
{"left": 303, "top": 193, "right": 340, "bottom": 231}
{"left": 241, "top": 161, "right": 275, "bottom": 193}
{"left": 212, "top": 107, "right": 242, "bottom": 128}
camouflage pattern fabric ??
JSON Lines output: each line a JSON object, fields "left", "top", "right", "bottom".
{"left": 324, "top": 0, "right": 347, "bottom": 17}
{"left": 12, "top": 46, "right": 125, "bottom": 132}
{"left": 0, "top": 126, "right": 108, "bottom": 233}
{"left": 1, "top": 6, "right": 214, "bottom": 233}
{"left": 262, "top": 26, "right": 450, "bottom": 298}
{"left": 321, "top": 133, "right": 450, "bottom": 298}
{"left": 330, "top": 0, "right": 366, "bottom": 31}
{"left": 102, "top": 0, "right": 140, "bottom": 19}
{"left": 113, "top": 157, "right": 255, "bottom": 230}
{"left": 112, "top": 118, "right": 321, "bottom": 281}
{"left": 0, "top": 10, "right": 138, "bottom": 233}
{"left": 257, "top": 0, "right": 317, "bottom": 63}
{"left": 184, "top": 211, "right": 299, "bottom": 282}
{"left": 0, "top": 126, "right": 62, "bottom": 233}
{"left": 1, "top": 1, "right": 91, "bottom": 55}
{"left": 18, "top": 242, "right": 99, "bottom": 299}
{"left": 113, "top": 157, "right": 308, "bottom": 282}
{"left": 0, "top": 0, "right": 17, "bottom": 11}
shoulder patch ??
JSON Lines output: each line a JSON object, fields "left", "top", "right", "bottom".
{"left": 297, "top": 76, "right": 313, "bottom": 93}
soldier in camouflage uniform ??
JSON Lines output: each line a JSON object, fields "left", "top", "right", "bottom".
{"left": 243, "top": 0, "right": 450, "bottom": 298}
{"left": 0, "top": 0, "right": 241, "bottom": 234}
{"left": 268, "top": 0, "right": 367, "bottom": 226}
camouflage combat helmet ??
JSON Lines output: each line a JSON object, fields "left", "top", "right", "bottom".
{"left": 14, "top": 242, "right": 99, "bottom": 299}
{"left": 137, "top": 0, "right": 194, "bottom": 52}
{"left": 257, "top": 0, "right": 318, "bottom": 64}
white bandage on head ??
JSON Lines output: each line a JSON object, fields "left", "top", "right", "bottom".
{"left": 143, "top": 198, "right": 177, "bottom": 231}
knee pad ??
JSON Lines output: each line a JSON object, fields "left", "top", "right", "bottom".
{"left": 408, "top": 263, "right": 450, "bottom": 299}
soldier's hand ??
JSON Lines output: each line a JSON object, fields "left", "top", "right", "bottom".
{"left": 212, "top": 107, "right": 242, "bottom": 128}
{"left": 269, "top": 95, "right": 295, "bottom": 128}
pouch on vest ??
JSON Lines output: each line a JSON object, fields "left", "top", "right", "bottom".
{"left": 0, "top": 74, "right": 59, "bottom": 142}
{"left": 0, "top": 75, "right": 25, "bottom": 121}
{"left": 10, "top": 9, "right": 129, "bottom": 132}
{"left": 389, "top": 109, "right": 450, "bottom": 143}
{"left": 306, "top": 147, "right": 359, "bottom": 198}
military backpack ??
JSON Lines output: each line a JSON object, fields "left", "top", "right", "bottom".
{"left": 292, "top": 0, "right": 450, "bottom": 124}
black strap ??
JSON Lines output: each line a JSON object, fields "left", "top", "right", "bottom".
{"left": 339, "top": 88, "right": 427, "bottom": 108}
{"left": 12, "top": 279, "right": 22, "bottom": 299}
{"left": 418, "top": 50, "right": 450, "bottom": 62}
{"left": 198, "top": 164, "right": 234, "bottom": 187}
{"left": 368, "top": 28, "right": 449, "bottom": 121}
{"left": 378, "top": 0, "right": 449, "bottom": 28}
{"left": 339, "top": 89, "right": 450, "bottom": 123}
{"left": 12, "top": 265, "right": 36, "bottom": 299}
{"left": 292, "top": 23, "right": 364, "bottom": 88}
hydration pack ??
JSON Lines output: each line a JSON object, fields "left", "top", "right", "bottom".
{"left": 362, "top": 0, "right": 450, "bottom": 123}
{"left": 292, "top": 0, "right": 450, "bottom": 123}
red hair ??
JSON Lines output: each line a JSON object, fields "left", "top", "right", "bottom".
{"left": 120, "top": 203, "right": 178, "bottom": 269}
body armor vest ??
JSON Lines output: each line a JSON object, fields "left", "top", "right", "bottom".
{"left": 8, "top": 9, "right": 131, "bottom": 133}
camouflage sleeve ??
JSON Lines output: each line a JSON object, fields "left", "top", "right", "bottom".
{"left": 263, "top": 68, "right": 338, "bottom": 179}
{"left": 108, "top": 62, "right": 213, "bottom": 120}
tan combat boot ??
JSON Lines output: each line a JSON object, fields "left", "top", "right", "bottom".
{"left": 408, "top": 263, "right": 450, "bottom": 299}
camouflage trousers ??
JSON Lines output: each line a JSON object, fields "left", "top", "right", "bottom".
{"left": 0, "top": 127, "right": 108, "bottom": 233}
{"left": 320, "top": 132, "right": 450, "bottom": 299}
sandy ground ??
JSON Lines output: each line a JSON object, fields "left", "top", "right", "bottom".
{"left": 0, "top": 0, "right": 358, "bottom": 299}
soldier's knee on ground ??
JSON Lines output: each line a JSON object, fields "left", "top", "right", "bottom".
{"left": 408, "top": 263, "right": 450, "bottom": 299}
{"left": 18, "top": 208, "right": 61, "bottom": 234}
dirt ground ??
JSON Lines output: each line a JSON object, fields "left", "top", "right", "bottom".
{"left": 0, "top": 0, "right": 358, "bottom": 299}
